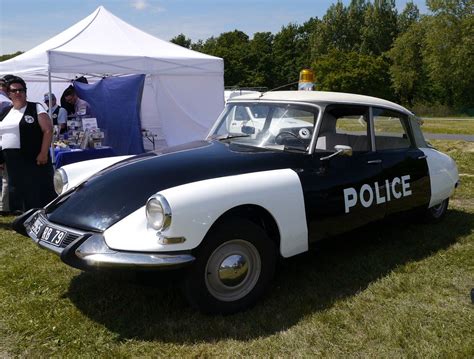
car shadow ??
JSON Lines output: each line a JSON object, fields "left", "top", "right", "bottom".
{"left": 66, "top": 209, "right": 473, "bottom": 343}
{"left": 0, "top": 221, "right": 14, "bottom": 231}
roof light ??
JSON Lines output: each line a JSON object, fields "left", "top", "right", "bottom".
{"left": 298, "top": 69, "right": 314, "bottom": 91}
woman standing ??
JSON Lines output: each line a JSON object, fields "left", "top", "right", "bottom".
{"left": 0, "top": 76, "right": 56, "bottom": 212}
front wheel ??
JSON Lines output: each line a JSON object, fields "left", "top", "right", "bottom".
{"left": 182, "top": 218, "right": 276, "bottom": 314}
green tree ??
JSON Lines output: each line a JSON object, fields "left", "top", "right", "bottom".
{"left": 196, "top": 30, "right": 252, "bottom": 86}
{"left": 427, "top": 0, "right": 473, "bottom": 16}
{"left": 313, "top": 49, "right": 393, "bottom": 100}
{"left": 0, "top": 51, "right": 23, "bottom": 62}
{"left": 170, "top": 34, "right": 192, "bottom": 48}
{"left": 273, "top": 22, "right": 316, "bottom": 88}
{"left": 247, "top": 32, "right": 274, "bottom": 88}
{"left": 346, "top": 0, "right": 369, "bottom": 50}
{"left": 360, "top": 0, "right": 398, "bottom": 55}
{"left": 398, "top": 1, "right": 421, "bottom": 33}
{"left": 388, "top": 21, "right": 430, "bottom": 106}
{"left": 423, "top": 0, "right": 474, "bottom": 107}
{"left": 312, "top": 1, "right": 351, "bottom": 56}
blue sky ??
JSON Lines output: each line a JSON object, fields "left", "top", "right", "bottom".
{"left": 0, "top": 0, "right": 428, "bottom": 54}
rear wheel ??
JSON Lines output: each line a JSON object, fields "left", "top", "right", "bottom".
{"left": 425, "top": 198, "right": 449, "bottom": 223}
{"left": 182, "top": 218, "right": 276, "bottom": 314}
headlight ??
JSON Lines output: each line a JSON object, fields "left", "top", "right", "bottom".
{"left": 53, "top": 168, "right": 68, "bottom": 195}
{"left": 146, "top": 194, "right": 171, "bottom": 230}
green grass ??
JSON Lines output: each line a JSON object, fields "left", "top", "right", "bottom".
{"left": 420, "top": 118, "right": 474, "bottom": 135}
{"left": 0, "top": 140, "right": 473, "bottom": 357}
{"left": 335, "top": 116, "right": 474, "bottom": 135}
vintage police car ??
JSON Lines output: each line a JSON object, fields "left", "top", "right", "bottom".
{"left": 14, "top": 91, "right": 459, "bottom": 314}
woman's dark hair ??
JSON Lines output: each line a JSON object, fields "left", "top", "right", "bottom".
{"left": 7, "top": 76, "right": 27, "bottom": 93}
{"left": 1, "top": 74, "right": 15, "bottom": 84}
{"left": 63, "top": 87, "right": 76, "bottom": 97}
{"left": 61, "top": 85, "right": 75, "bottom": 115}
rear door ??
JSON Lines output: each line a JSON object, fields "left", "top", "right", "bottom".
{"left": 372, "top": 108, "right": 431, "bottom": 215}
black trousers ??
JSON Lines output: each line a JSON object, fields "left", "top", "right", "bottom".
{"left": 3, "top": 149, "right": 56, "bottom": 212}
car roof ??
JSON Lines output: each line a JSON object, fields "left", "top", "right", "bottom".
{"left": 228, "top": 90, "right": 413, "bottom": 116}
{"left": 224, "top": 89, "right": 261, "bottom": 102}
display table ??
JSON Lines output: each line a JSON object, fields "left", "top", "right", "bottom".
{"left": 53, "top": 147, "right": 115, "bottom": 168}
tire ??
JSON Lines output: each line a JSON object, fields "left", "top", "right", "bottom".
{"left": 182, "top": 218, "right": 276, "bottom": 314}
{"left": 425, "top": 198, "right": 449, "bottom": 223}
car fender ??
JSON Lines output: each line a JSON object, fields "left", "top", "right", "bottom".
{"left": 421, "top": 147, "right": 459, "bottom": 207}
{"left": 58, "top": 155, "right": 132, "bottom": 193}
{"left": 103, "top": 168, "right": 308, "bottom": 258}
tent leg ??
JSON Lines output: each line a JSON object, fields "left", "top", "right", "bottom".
{"left": 48, "top": 71, "right": 55, "bottom": 165}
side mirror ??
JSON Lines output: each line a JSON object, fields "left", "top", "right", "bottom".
{"left": 241, "top": 125, "right": 255, "bottom": 134}
{"left": 320, "top": 145, "right": 353, "bottom": 161}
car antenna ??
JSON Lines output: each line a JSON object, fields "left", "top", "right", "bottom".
{"left": 259, "top": 81, "right": 299, "bottom": 98}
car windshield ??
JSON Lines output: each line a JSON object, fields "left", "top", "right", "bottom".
{"left": 210, "top": 102, "right": 318, "bottom": 152}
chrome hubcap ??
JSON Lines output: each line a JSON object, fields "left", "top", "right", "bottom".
{"left": 205, "top": 240, "right": 261, "bottom": 302}
{"left": 218, "top": 254, "right": 249, "bottom": 286}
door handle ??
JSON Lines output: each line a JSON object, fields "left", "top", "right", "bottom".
{"left": 418, "top": 155, "right": 427, "bottom": 159}
{"left": 367, "top": 159, "right": 382, "bottom": 164}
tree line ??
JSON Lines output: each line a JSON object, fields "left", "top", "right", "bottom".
{"left": 171, "top": 0, "right": 473, "bottom": 115}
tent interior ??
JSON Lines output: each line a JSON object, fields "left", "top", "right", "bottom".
{"left": 0, "top": 6, "right": 225, "bottom": 153}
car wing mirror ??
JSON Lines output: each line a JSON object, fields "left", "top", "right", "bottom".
{"left": 320, "top": 145, "right": 353, "bottom": 161}
{"left": 241, "top": 125, "right": 255, "bottom": 134}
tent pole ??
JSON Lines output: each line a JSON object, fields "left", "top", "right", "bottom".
{"left": 48, "top": 70, "right": 55, "bottom": 164}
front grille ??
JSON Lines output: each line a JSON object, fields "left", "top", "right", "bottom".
{"left": 61, "top": 233, "right": 81, "bottom": 248}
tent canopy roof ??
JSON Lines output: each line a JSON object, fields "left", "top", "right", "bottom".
{"left": 0, "top": 6, "right": 223, "bottom": 80}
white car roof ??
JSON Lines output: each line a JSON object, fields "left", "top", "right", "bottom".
{"left": 228, "top": 90, "right": 413, "bottom": 116}
{"left": 224, "top": 90, "right": 260, "bottom": 102}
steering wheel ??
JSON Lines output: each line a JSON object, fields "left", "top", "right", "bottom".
{"left": 274, "top": 131, "right": 306, "bottom": 146}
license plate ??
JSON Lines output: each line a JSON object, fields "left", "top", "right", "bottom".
{"left": 29, "top": 216, "right": 45, "bottom": 237}
{"left": 40, "top": 225, "right": 67, "bottom": 247}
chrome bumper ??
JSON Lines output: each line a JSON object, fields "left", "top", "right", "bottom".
{"left": 17, "top": 210, "right": 195, "bottom": 271}
{"left": 72, "top": 234, "right": 195, "bottom": 270}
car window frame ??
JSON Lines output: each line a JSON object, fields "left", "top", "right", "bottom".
{"left": 371, "top": 107, "right": 416, "bottom": 152}
{"left": 311, "top": 103, "right": 373, "bottom": 155}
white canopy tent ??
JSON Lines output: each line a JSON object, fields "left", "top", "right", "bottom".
{"left": 0, "top": 6, "right": 225, "bottom": 150}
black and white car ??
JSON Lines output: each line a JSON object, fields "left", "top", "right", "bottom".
{"left": 14, "top": 91, "right": 459, "bottom": 314}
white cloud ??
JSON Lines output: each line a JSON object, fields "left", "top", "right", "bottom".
{"left": 131, "top": 0, "right": 149, "bottom": 11}
{"left": 130, "top": 0, "right": 165, "bottom": 12}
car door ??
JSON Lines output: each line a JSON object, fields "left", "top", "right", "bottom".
{"left": 372, "top": 108, "right": 431, "bottom": 215}
{"left": 301, "top": 104, "right": 386, "bottom": 242}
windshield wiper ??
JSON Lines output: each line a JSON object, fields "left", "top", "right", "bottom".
{"left": 283, "top": 145, "right": 308, "bottom": 153}
{"left": 215, "top": 134, "right": 251, "bottom": 141}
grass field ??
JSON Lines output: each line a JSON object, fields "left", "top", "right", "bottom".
{"left": 420, "top": 118, "right": 474, "bottom": 135}
{"left": 0, "top": 140, "right": 473, "bottom": 357}
{"left": 335, "top": 117, "right": 474, "bottom": 136}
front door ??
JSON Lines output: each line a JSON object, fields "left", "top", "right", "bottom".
{"left": 301, "top": 104, "right": 386, "bottom": 242}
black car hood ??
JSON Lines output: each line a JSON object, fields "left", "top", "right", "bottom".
{"left": 46, "top": 140, "right": 308, "bottom": 232}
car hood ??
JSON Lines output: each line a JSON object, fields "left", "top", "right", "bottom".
{"left": 46, "top": 140, "right": 307, "bottom": 232}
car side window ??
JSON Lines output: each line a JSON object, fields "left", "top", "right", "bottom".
{"left": 409, "top": 115, "right": 429, "bottom": 148}
{"left": 316, "top": 105, "right": 370, "bottom": 152}
{"left": 373, "top": 108, "right": 412, "bottom": 150}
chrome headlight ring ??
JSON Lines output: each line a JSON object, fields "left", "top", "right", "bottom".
{"left": 53, "top": 168, "right": 68, "bottom": 195}
{"left": 146, "top": 194, "right": 172, "bottom": 231}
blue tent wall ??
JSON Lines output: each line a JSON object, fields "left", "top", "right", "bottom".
{"left": 74, "top": 74, "right": 145, "bottom": 155}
